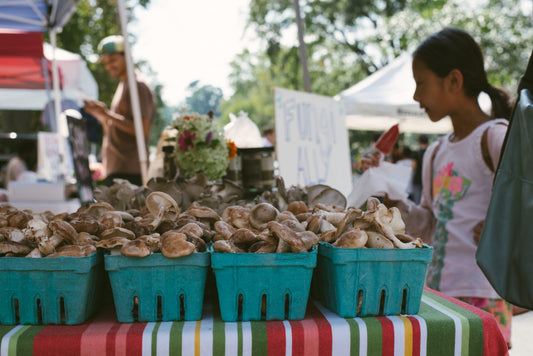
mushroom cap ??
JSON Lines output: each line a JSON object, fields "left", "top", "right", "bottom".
{"left": 86, "top": 202, "right": 115, "bottom": 218}
{"left": 306, "top": 184, "right": 347, "bottom": 210}
{"left": 145, "top": 191, "right": 179, "bottom": 227}
{"left": 95, "top": 236, "right": 131, "bottom": 249}
{"left": 365, "top": 231, "right": 394, "bottom": 249}
{"left": 48, "top": 220, "right": 79, "bottom": 245}
{"left": 0, "top": 241, "right": 32, "bottom": 255}
{"left": 333, "top": 228, "right": 368, "bottom": 249}
{"left": 249, "top": 202, "right": 279, "bottom": 231}
{"left": 268, "top": 221, "right": 306, "bottom": 253}
{"left": 100, "top": 227, "right": 136, "bottom": 240}
{"left": 214, "top": 220, "right": 237, "bottom": 241}
{"left": 121, "top": 239, "right": 151, "bottom": 257}
{"left": 212, "top": 239, "right": 243, "bottom": 253}
{"left": 160, "top": 233, "right": 195, "bottom": 258}
{"left": 287, "top": 201, "right": 308, "bottom": 215}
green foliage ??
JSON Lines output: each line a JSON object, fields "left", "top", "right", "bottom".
{"left": 184, "top": 81, "right": 224, "bottom": 117}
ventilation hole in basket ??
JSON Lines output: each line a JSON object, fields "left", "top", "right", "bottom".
{"left": 356, "top": 290, "right": 364, "bottom": 316}
{"left": 379, "top": 290, "right": 386, "bottom": 315}
{"left": 260, "top": 295, "right": 267, "bottom": 321}
{"left": 157, "top": 296, "right": 163, "bottom": 321}
{"left": 36, "top": 299, "right": 43, "bottom": 324}
{"left": 284, "top": 294, "right": 290, "bottom": 320}
{"left": 132, "top": 296, "right": 139, "bottom": 322}
{"left": 14, "top": 299, "right": 20, "bottom": 324}
{"left": 401, "top": 289, "right": 408, "bottom": 314}
{"left": 179, "top": 294, "right": 185, "bottom": 320}
{"left": 237, "top": 294, "right": 243, "bottom": 321}
{"left": 60, "top": 297, "right": 66, "bottom": 324}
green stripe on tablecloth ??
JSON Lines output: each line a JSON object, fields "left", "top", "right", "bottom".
{"left": 237, "top": 322, "right": 243, "bottom": 356}
{"left": 151, "top": 322, "right": 162, "bottom": 356}
{"left": 211, "top": 311, "right": 225, "bottom": 355}
{"left": 419, "top": 300, "right": 457, "bottom": 355}
{"left": 250, "top": 321, "right": 267, "bottom": 356}
{"left": 7, "top": 325, "right": 31, "bottom": 356}
{"left": 346, "top": 318, "right": 360, "bottom": 355}
{"left": 363, "top": 317, "right": 382, "bottom": 356}
{"left": 423, "top": 292, "right": 484, "bottom": 356}
{"left": 0, "top": 326, "right": 17, "bottom": 340}
{"left": 12, "top": 325, "right": 44, "bottom": 355}
{"left": 169, "top": 321, "right": 185, "bottom": 356}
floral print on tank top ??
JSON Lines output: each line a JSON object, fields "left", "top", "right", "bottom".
{"left": 426, "top": 162, "right": 471, "bottom": 290}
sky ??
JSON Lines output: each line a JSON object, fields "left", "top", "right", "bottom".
{"left": 131, "top": 0, "right": 253, "bottom": 107}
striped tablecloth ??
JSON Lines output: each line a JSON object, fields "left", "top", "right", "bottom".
{"left": 0, "top": 288, "right": 508, "bottom": 356}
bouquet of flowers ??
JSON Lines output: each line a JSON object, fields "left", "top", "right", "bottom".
{"left": 169, "top": 113, "right": 237, "bottom": 181}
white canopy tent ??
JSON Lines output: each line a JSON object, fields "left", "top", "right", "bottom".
{"left": 336, "top": 53, "right": 453, "bottom": 134}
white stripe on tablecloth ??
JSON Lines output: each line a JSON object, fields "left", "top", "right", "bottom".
{"left": 155, "top": 322, "right": 173, "bottom": 356}
{"left": 225, "top": 322, "right": 239, "bottom": 356}
{"left": 142, "top": 322, "right": 156, "bottom": 356}
{"left": 422, "top": 297, "right": 462, "bottom": 356}
{"left": 283, "top": 320, "right": 293, "bottom": 356}
{"left": 355, "top": 317, "right": 368, "bottom": 355}
{"left": 388, "top": 316, "right": 406, "bottom": 356}
{"left": 181, "top": 320, "right": 198, "bottom": 356}
{"left": 312, "top": 300, "right": 351, "bottom": 355}
{"left": 200, "top": 304, "right": 214, "bottom": 356}
{"left": 1, "top": 325, "right": 24, "bottom": 356}
{"left": 413, "top": 315, "right": 428, "bottom": 356}
{"left": 242, "top": 321, "right": 252, "bottom": 356}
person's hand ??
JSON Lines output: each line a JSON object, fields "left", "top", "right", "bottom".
{"left": 360, "top": 149, "right": 382, "bottom": 173}
{"left": 83, "top": 100, "right": 108, "bottom": 121}
{"left": 473, "top": 220, "right": 484, "bottom": 244}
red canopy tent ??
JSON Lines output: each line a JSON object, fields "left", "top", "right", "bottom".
{"left": 0, "top": 30, "right": 62, "bottom": 90}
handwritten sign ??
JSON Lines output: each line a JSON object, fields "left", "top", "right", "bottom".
{"left": 274, "top": 88, "right": 352, "bottom": 197}
{"left": 66, "top": 112, "right": 94, "bottom": 204}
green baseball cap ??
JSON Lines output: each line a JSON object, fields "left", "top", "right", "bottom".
{"left": 97, "top": 35, "right": 125, "bottom": 56}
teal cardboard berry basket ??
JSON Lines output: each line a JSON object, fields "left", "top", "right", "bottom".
{"left": 314, "top": 242, "right": 433, "bottom": 317}
{"left": 0, "top": 252, "right": 104, "bottom": 325}
{"left": 211, "top": 247, "right": 317, "bottom": 322}
{"left": 104, "top": 252, "right": 210, "bottom": 322}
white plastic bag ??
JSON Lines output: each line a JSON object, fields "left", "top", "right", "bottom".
{"left": 224, "top": 111, "right": 263, "bottom": 148}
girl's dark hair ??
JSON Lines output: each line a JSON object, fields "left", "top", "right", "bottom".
{"left": 413, "top": 27, "right": 512, "bottom": 119}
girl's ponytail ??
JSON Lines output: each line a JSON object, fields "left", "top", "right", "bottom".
{"left": 484, "top": 84, "right": 512, "bottom": 120}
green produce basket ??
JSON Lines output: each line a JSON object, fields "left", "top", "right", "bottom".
{"left": 211, "top": 247, "right": 317, "bottom": 322}
{"left": 314, "top": 242, "right": 433, "bottom": 317}
{"left": 104, "top": 252, "right": 210, "bottom": 322}
{"left": 0, "top": 252, "right": 104, "bottom": 325}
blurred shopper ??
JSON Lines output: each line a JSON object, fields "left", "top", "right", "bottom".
{"left": 361, "top": 28, "right": 513, "bottom": 347}
{"left": 409, "top": 134, "right": 429, "bottom": 203}
{"left": 84, "top": 35, "right": 155, "bottom": 187}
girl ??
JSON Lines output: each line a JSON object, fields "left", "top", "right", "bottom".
{"left": 364, "top": 27, "right": 513, "bottom": 347}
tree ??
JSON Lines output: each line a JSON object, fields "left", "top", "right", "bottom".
{"left": 184, "top": 81, "right": 224, "bottom": 117}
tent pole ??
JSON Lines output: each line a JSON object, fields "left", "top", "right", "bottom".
{"left": 117, "top": 0, "right": 148, "bottom": 186}
{"left": 50, "top": 28, "right": 68, "bottom": 181}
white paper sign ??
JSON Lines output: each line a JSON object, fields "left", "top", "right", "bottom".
{"left": 274, "top": 88, "right": 352, "bottom": 197}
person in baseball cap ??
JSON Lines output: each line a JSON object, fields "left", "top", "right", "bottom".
{"left": 97, "top": 35, "right": 125, "bottom": 56}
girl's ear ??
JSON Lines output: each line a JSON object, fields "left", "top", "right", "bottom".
{"left": 446, "top": 69, "right": 464, "bottom": 93}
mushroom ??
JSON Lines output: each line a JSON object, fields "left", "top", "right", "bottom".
{"left": 160, "top": 232, "right": 195, "bottom": 258}
{"left": 7, "top": 211, "right": 31, "bottom": 229}
{"left": 268, "top": 221, "right": 306, "bottom": 253}
{"left": 99, "top": 227, "right": 136, "bottom": 241}
{"left": 177, "top": 222, "right": 204, "bottom": 241}
{"left": 335, "top": 208, "right": 365, "bottom": 239}
{"left": 365, "top": 231, "right": 394, "bottom": 249}
{"left": 249, "top": 202, "right": 279, "bottom": 231}
{"left": 287, "top": 201, "right": 308, "bottom": 216}
{"left": 0, "top": 241, "right": 32, "bottom": 256}
{"left": 0, "top": 226, "right": 25, "bottom": 244}
{"left": 77, "top": 232, "right": 99, "bottom": 246}
{"left": 306, "top": 184, "right": 347, "bottom": 210}
{"left": 212, "top": 239, "right": 243, "bottom": 253}
{"left": 100, "top": 211, "right": 125, "bottom": 230}
{"left": 249, "top": 240, "right": 277, "bottom": 253}
{"left": 297, "top": 231, "right": 319, "bottom": 250}
{"left": 25, "top": 248, "right": 43, "bottom": 258}
{"left": 86, "top": 202, "right": 115, "bottom": 218}
{"left": 48, "top": 245, "right": 87, "bottom": 258}
{"left": 49, "top": 220, "right": 79, "bottom": 245}
{"left": 121, "top": 239, "right": 151, "bottom": 257}
{"left": 306, "top": 214, "right": 336, "bottom": 234}
{"left": 96, "top": 236, "right": 131, "bottom": 255}
{"left": 213, "top": 220, "right": 237, "bottom": 241}
{"left": 230, "top": 228, "right": 260, "bottom": 250}
{"left": 280, "top": 218, "right": 306, "bottom": 232}
{"left": 184, "top": 202, "right": 221, "bottom": 228}
{"left": 333, "top": 228, "right": 368, "bottom": 249}
{"left": 319, "top": 229, "right": 337, "bottom": 243}
{"left": 137, "top": 233, "right": 161, "bottom": 253}
{"left": 145, "top": 191, "right": 179, "bottom": 229}
{"left": 229, "top": 206, "right": 251, "bottom": 229}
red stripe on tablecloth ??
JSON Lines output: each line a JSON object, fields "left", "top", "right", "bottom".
{"left": 114, "top": 323, "right": 135, "bottom": 356}
{"left": 266, "top": 321, "right": 286, "bottom": 356}
{"left": 306, "top": 302, "right": 332, "bottom": 356}
{"left": 105, "top": 322, "right": 123, "bottom": 354}
{"left": 426, "top": 288, "right": 509, "bottom": 356}
{"left": 289, "top": 319, "right": 305, "bottom": 356}
{"left": 376, "top": 316, "right": 395, "bottom": 356}
{"left": 125, "top": 322, "right": 147, "bottom": 356}
{"left": 406, "top": 315, "right": 421, "bottom": 356}
{"left": 33, "top": 324, "right": 90, "bottom": 356}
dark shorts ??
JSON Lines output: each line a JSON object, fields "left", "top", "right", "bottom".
{"left": 104, "top": 173, "right": 143, "bottom": 187}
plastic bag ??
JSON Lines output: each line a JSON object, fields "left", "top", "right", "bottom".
{"left": 224, "top": 111, "right": 263, "bottom": 148}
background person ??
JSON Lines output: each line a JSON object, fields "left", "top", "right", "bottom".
{"left": 83, "top": 35, "right": 155, "bottom": 187}
{"left": 361, "top": 27, "right": 513, "bottom": 347}
{"left": 410, "top": 134, "right": 429, "bottom": 203}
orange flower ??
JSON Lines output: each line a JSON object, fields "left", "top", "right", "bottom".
{"left": 227, "top": 140, "right": 237, "bottom": 159}
{"left": 183, "top": 115, "right": 191, "bottom": 120}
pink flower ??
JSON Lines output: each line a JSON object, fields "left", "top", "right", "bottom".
{"left": 449, "top": 176, "right": 464, "bottom": 196}
{"left": 442, "top": 162, "right": 454, "bottom": 177}
{"left": 178, "top": 130, "right": 196, "bottom": 151}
